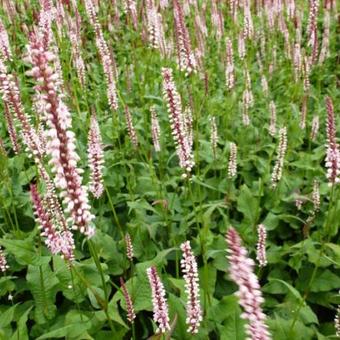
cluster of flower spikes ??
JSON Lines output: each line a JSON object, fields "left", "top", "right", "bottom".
{"left": 84, "top": 0, "right": 118, "bottom": 111}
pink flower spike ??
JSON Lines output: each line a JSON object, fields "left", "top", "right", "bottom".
{"left": 256, "top": 224, "right": 268, "bottom": 267}
{"left": 151, "top": 107, "right": 161, "bottom": 152}
{"left": 228, "top": 142, "right": 237, "bottom": 179}
{"left": 0, "top": 18, "right": 12, "bottom": 61}
{"left": 173, "top": 0, "right": 196, "bottom": 75}
{"left": 120, "top": 277, "right": 136, "bottom": 323}
{"left": 180, "top": 241, "right": 202, "bottom": 334}
{"left": 226, "top": 227, "right": 271, "bottom": 340}
{"left": 88, "top": 115, "right": 105, "bottom": 199}
{"left": 124, "top": 233, "right": 134, "bottom": 261}
{"left": 124, "top": 106, "right": 139, "bottom": 149}
{"left": 271, "top": 127, "right": 288, "bottom": 188}
{"left": 147, "top": 266, "right": 170, "bottom": 334}
{"left": 162, "top": 67, "right": 194, "bottom": 174}
{"left": 30, "top": 184, "right": 75, "bottom": 261}
{"left": 325, "top": 96, "right": 340, "bottom": 185}
{"left": 0, "top": 246, "right": 9, "bottom": 272}
{"left": 27, "top": 33, "right": 95, "bottom": 237}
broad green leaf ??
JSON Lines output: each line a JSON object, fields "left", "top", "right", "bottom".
{"left": 26, "top": 264, "right": 59, "bottom": 324}
{"left": 10, "top": 306, "right": 32, "bottom": 340}
{"left": 0, "top": 304, "right": 17, "bottom": 328}
{"left": 237, "top": 184, "right": 259, "bottom": 223}
{"left": 0, "top": 237, "right": 50, "bottom": 266}
{"left": 310, "top": 270, "right": 340, "bottom": 292}
{"left": 36, "top": 325, "right": 74, "bottom": 339}
{"left": 268, "top": 314, "right": 314, "bottom": 340}
{"left": 269, "top": 279, "right": 303, "bottom": 301}
{"left": 216, "top": 308, "right": 245, "bottom": 340}
{"left": 52, "top": 256, "right": 85, "bottom": 303}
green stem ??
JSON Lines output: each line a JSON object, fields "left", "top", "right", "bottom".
{"left": 104, "top": 185, "right": 124, "bottom": 239}
{"left": 132, "top": 322, "right": 136, "bottom": 340}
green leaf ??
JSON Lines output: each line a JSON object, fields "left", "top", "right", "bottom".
{"left": 0, "top": 236, "right": 50, "bottom": 266}
{"left": 216, "top": 306, "right": 245, "bottom": 339}
{"left": 207, "top": 295, "right": 240, "bottom": 324}
{"left": 237, "top": 185, "right": 259, "bottom": 223}
{"left": 10, "top": 306, "right": 32, "bottom": 340}
{"left": 36, "top": 325, "right": 74, "bottom": 339}
{"left": 52, "top": 256, "right": 85, "bottom": 303}
{"left": 199, "top": 264, "right": 216, "bottom": 299}
{"left": 168, "top": 293, "right": 188, "bottom": 339}
{"left": 0, "top": 304, "right": 17, "bottom": 328}
{"left": 325, "top": 243, "right": 340, "bottom": 267}
{"left": 26, "top": 264, "right": 59, "bottom": 324}
{"left": 0, "top": 276, "right": 16, "bottom": 297}
{"left": 269, "top": 279, "right": 303, "bottom": 301}
{"left": 310, "top": 270, "right": 340, "bottom": 292}
{"left": 268, "top": 314, "right": 314, "bottom": 340}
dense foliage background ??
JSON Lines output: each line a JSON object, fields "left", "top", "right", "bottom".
{"left": 0, "top": 0, "right": 339, "bottom": 339}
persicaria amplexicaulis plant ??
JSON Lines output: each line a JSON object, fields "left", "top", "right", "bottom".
{"left": 0, "top": 1, "right": 338, "bottom": 338}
